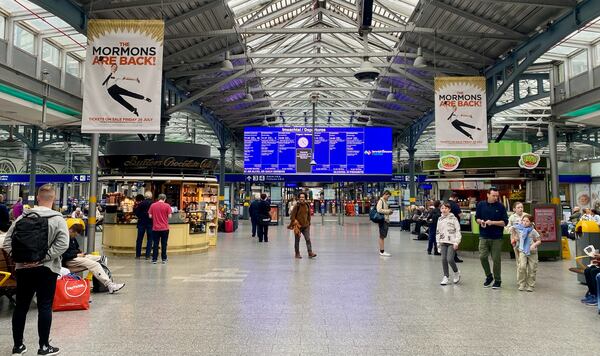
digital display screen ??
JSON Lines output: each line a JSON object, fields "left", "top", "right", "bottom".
{"left": 244, "top": 127, "right": 392, "bottom": 175}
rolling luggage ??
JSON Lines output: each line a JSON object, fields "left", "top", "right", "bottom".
{"left": 224, "top": 219, "right": 234, "bottom": 233}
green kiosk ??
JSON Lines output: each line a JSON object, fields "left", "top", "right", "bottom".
{"left": 423, "top": 141, "right": 561, "bottom": 259}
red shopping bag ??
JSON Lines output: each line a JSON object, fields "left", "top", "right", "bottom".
{"left": 52, "top": 274, "right": 90, "bottom": 311}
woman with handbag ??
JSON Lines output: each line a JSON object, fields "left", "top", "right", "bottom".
{"left": 377, "top": 190, "right": 393, "bottom": 257}
{"left": 257, "top": 193, "right": 271, "bottom": 243}
{"left": 289, "top": 192, "right": 317, "bottom": 259}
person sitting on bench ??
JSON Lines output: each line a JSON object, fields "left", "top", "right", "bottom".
{"left": 581, "top": 250, "right": 600, "bottom": 306}
{"left": 62, "top": 224, "right": 125, "bottom": 294}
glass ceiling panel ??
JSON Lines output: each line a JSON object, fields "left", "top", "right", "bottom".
{"left": 0, "top": 0, "right": 41, "bottom": 13}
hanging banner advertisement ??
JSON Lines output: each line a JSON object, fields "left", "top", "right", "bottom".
{"left": 82, "top": 19, "right": 164, "bottom": 133}
{"left": 435, "top": 76, "right": 487, "bottom": 151}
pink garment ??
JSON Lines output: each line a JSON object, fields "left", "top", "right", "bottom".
{"left": 148, "top": 201, "right": 171, "bottom": 231}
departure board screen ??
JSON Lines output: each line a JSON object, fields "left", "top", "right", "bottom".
{"left": 244, "top": 127, "right": 392, "bottom": 175}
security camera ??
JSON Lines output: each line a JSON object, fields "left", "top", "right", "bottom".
{"left": 354, "top": 59, "right": 380, "bottom": 82}
{"left": 309, "top": 92, "right": 320, "bottom": 103}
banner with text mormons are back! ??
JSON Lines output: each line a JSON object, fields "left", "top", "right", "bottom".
{"left": 435, "top": 76, "right": 487, "bottom": 151}
{"left": 81, "top": 20, "right": 164, "bottom": 133}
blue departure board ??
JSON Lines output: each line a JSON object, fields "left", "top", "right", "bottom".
{"left": 244, "top": 127, "right": 392, "bottom": 175}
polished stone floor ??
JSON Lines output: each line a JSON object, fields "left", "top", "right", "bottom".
{"left": 1, "top": 217, "right": 599, "bottom": 355}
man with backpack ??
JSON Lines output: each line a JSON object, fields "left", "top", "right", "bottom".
{"left": 2, "top": 184, "right": 69, "bottom": 356}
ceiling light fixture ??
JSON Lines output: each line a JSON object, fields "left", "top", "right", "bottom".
{"left": 220, "top": 51, "right": 233, "bottom": 71}
{"left": 386, "top": 87, "right": 395, "bottom": 101}
{"left": 243, "top": 88, "right": 253, "bottom": 102}
{"left": 262, "top": 116, "right": 269, "bottom": 126}
{"left": 413, "top": 47, "right": 427, "bottom": 68}
{"left": 366, "top": 117, "right": 374, "bottom": 126}
{"left": 354, "top": 33, "right": 380, "bottom": 82}
{"left": 536, "top": 127, "right": 543, "bottom": 138}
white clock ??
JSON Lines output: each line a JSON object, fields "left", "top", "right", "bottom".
{"left": 297, "top": 137, "right": 309, "bottom": 148}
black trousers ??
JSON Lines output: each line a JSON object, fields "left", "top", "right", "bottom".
{"left": 13, "top": 267, "right": 58, "bottom": 348}
{"left": 108, "top": 84, "right": 144, "bottom": 112}
{"left": 251, "top": 218, "right": 257, "bottom": 237}
{"left": 584, "top": 266, "right": 600, "bottom": 295}
{"left": 257, "top": 224, "right": 269, "bottom": 242}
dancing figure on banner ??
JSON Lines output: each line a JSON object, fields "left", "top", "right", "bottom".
{"left": 447, "top": 106, "right": 481, "bottom": 140}
{"left": 102, "top": 63, "right": 152, "bottom": 117}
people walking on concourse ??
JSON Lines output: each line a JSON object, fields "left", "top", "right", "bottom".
{"left": 507, "top": 201, "right": 525, "bottom": 268}
{"left": 437, "top": 202, "right": 462, "bottom": 285}
{"left": 427, "top": 200, "right": 442, "bottom": 255}
{"left": 447, "top": 193, "right": 463, "bottom": 263}
{"left": 249, "top": 195, "right": 260, "bottom": 238}
{"left": 376, "top": 190, "right": 393, "bottom": 257}
{"left": 508, "top": 214, "right": 541, "bottom": 292}
{"left": 256, "top": 193, "right": 271, "bottom": 243}
{"left": 148, "top": 194, "right": 172, "bottom": 264}
{"left": 475, "top": 187, "right": 508, "bottom": 289}
{"left": 3, "top": 184, "right": 69, "bottom": 356}
{"left": 134, "top": 192, "right": 154, "bottom": 259}
{"left": 289, "top": 192, "right": 316, "bottom": 258}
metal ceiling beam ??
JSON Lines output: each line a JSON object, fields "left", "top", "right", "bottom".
{"left": 87, "top": 0, "right": 203, "bottom": 13}
{"left": 166, "top": 68, "right": 250, "bottom": 115}
{"left": 243, "top": 0, "right": 312, "bottom": 28}
{"left": 164, "top": 26, "right": 526, "bottom": 41}
{"left": 429, "top": 0, "right": 525, "bottom": 39}
{"left": 28, "top": 0, "right": 87, "bottom": 34}
{"left": 399, "top": 0, "right": 600, "bottom": 150}
{"left": 165, "top": 0, "right": 221, "bottom": 27}
{"left": 488, "top": 0, "right": 600, "bottom": 109}
{"left": 475, "top": 0, "right": 577, "bottom": 8}
{"left": 164, "top": 35, "right": 230, "bottom": 62}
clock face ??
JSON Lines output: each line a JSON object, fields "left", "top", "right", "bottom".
{"left": 297, "top": 137, "right": 309, "bottom": 148}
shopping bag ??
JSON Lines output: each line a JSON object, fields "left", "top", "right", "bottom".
{"left": 53, "top": 274, "right": 90, "bottom": 311}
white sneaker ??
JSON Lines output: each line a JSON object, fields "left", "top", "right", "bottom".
{"left": 379, "top": 251, "right": 391, "bottom": 257}
{"left": 108, "top": 282, "right": 125, "bottom": 294}
{"left": 453, "top": 271, "right": 461, "bottom": 284}
{"left": 440, "top": 276, "right": 449, "bottom": 285}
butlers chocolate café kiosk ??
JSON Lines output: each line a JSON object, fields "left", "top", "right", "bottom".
{"left": 99, "top": 142, "right": 220, "bottom": 254}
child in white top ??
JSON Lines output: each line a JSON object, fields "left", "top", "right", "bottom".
{"left": 507, "top": 202, "right": 525, "bottom": 269}
{"left": 436, "top": 202, "right": 462, "bottom": 285}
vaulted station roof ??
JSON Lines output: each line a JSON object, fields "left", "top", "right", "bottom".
{"left": 4, "top": 0, "right": 591, "bottom": 167}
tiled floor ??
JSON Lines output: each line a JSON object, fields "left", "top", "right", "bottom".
{"left": 1, "top": 217, "right": 599, "bottom": 355}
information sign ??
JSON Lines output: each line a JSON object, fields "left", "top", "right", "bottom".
{"left": 244, "top": 127, "right": 392, "bottom": 174}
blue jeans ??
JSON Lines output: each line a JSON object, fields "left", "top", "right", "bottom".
{"left": 136, "top": 224, "right": 153, "bottom": 258}
{"left": 152, "top": 230, "right": 169, "bottom": 261}
{"left": 427, "top": 227, "right": 438, "bottom": 254}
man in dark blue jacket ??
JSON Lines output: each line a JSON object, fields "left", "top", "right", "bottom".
{"left": 134, "top": 192, "right": 154, "bottom": 259}
{"left": 249, "top": 196, "right": 260, "bottom": 238}
{"left": 475, "top": 187, "right": 508, "bottom": 289}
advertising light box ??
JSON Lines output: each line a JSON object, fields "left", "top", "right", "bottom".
{"left": 244, "top": 127, "right": 392, "bottom": 175}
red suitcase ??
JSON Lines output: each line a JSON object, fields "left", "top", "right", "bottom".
{"left": 224, "top": 219, "right": 233, "bottom": 233}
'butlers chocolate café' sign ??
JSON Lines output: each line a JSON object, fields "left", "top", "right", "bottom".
{"left": 99, "top": 155, "right": 219, "bottom": 174}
